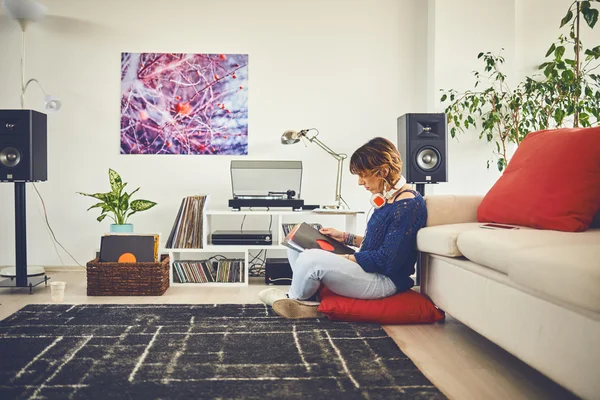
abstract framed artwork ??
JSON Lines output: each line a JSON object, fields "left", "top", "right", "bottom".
{"left": 120, "top": 53, "right": 248, "bottom": 155}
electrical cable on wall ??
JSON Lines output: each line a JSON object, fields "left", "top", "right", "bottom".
{"left": 34, "top": 184, "right": 65, "bottom": 266}
{"left": 32, "top": 183, "right": 83, "bottom": 267}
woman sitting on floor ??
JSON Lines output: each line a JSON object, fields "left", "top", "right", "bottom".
{"left": 259, "top": 137, "right": 427, "bottom": 318}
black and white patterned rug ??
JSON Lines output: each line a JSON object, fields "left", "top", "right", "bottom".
{"left": 0, "top": 304, "right": 444, "bottom": 399}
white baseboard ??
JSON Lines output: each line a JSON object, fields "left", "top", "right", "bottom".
{"left": 0, "top": 265, "right": 85, "bottom": 272}
{"left": 44, "top": 266, "right": 86, "bottom": 272}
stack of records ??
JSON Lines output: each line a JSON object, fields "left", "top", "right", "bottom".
{"left": 172, "top": 259, "right": 244, "bottom": 283}
{"left": 282, "top": 223, "right": 322, "bottom": 236}
{"left": 166, "top": 195, "right": 208, "bottom": 248}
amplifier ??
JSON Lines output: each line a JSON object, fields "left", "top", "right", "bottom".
{"left": 211, "top": 230, "right": 272, "bottom": 245}
{"left": 229, "top": 198, "right": 305, "bottom": 211}
{"left": 265, "top": 258, "right": 293, "bottom": 285}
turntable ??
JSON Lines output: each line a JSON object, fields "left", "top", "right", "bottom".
{"left": 228, "top": 160, "right": 306, "bottom": 210}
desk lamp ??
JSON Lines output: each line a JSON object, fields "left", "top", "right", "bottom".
{"left": 281, "top": 129, "right": 348, "bottom": 209}
{"left": 2, "top": 0, "right": 62, "bottom": 111}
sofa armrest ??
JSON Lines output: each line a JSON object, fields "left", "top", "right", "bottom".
{"left": 424, "top": 195, "right": 484, "bottom": 227}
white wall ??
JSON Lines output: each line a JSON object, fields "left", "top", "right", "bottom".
{"left": 427, "top": 0, "right": 516, "bottom": 195}
{"left": 516, "top": 0, "right": 578, "bottom": 80}
{"left": 429, "top": 0, "right": 600, "bottom": 196}
{"left": 0, "top": 0, "right": 428, "bottom": 267}
{"left": 0, "top": 0, "right": 593, "bottom": 268}
{"left": 516, "top": 0, "right": 600, "bottom": 81}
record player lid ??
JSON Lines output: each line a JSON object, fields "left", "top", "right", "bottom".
{"left": 230, "top": 160, "right": 302, "bottom": 199}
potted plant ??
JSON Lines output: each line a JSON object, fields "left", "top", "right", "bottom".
{"left": 78, "top": 169, "right": 157, "bottom": 232}
{"left": 440, "top": 0, "right": 600, "bottom": 171}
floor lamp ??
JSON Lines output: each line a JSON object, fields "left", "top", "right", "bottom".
{"left": 0, "top": 0, "right": 61, "bottom": 293}
{"left": 281, "top": 129, "right": 348, "bottom": 209}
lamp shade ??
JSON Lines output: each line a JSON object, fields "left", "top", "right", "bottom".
{"left": 44, "top": 95, "right": 62, "bottom": 112}
{"left": 2, "top": 0, "right": 47, "bottom": 22}
{"left": 281, "top": 130, "right": 301, "bottom": 145}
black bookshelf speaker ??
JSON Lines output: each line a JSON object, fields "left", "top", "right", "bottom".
{"left": 397, "top": 113, "right": 447, "bottom": 183}
{"left": 0, "top": 109, "right": 47, "bottom": 182}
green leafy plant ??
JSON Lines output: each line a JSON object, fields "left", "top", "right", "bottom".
{"left": 440, "top": 0, "right": 600, "bottom": 171}
{"left": 530, "top": 0, "right": 600, "bottom": 128}
{"left": 77, "top": 169, "right": 157, "bottom": 225}
{"left": 440, "top": 51, "right": 522, "bottom": 172}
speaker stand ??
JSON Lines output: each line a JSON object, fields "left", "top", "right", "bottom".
{"left": 414, "top": 183, "right": 426, "bottom": 287}
{"left": 15, "top": 182, "right": 28, "bottom": 286}
{"left": 0, "top": 182, "right": 49, "bottom": 294}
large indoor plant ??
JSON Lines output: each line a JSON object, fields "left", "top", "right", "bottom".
{"left": 78, "top": 169, "right": 157, "bottom": 232}
{"left": 440, "top": 0, "right": 600, "bottom": 171}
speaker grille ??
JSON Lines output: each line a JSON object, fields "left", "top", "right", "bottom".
{"left": 416, "top": 147, "right": 440, "bottom": 171}
{"left": 397, "top": 113, "right": 447, "bottom": 183}
{"left": 0, "top": 110, "right": 47, "bottom": 182}
{"left": 0, "top": 146, "right": 21, "bottom": 168}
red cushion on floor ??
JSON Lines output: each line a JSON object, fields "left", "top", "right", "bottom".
{"left": 477, "top": 127, "right": 600, "bottom": 232}
{"left": 317, "top": 286, "right": 445, "bottom": 324}
{"left": 591, "top": 210, "right": 600, "bottom": 228}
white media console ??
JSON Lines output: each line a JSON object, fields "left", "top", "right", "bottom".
{"left": 167, "top": 209, "right": 363, "bottom": 287}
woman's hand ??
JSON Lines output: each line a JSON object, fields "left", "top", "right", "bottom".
{"left": 320, "top": 227, "right": 344, "bottom": 243}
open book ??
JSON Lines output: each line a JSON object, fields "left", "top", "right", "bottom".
{"left": 281, "top": 222, "right": 355, "bottom": 255}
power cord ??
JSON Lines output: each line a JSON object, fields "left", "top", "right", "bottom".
{"left": 241, "top": 215, "right": 273, "bottom": 232}
{"left": 248, "top": 254, "right": 261, "bottom": 276}
{"left": 340, "top": 195, "right": 351, "bottom": 210}
{"left": 248, "top": 250, "right": 264, "bottom": 265}
{"left": 35, "top": 186, "right": 64, "bottom": 265}
{"left": 32, "top": 183, "right": 84, "bottom": 267}
{"left": 240, "top": 207, "right": 272, "bottom": 276}
{"left": 248, "top": 249, "right": 267, "bottom": 277}
{"left": 240, "top": 207, "right": 271, "bottom": 232}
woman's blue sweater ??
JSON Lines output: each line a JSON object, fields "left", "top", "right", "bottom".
{"left": 354, "top": 191, "right": 428, "bottom": 293}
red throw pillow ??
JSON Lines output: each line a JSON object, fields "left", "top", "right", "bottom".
{"left": 317, "top": 286, "right": 445, "bottom": 324}
{"left": 477, "top": 127, "right": 600, "bottom": 232}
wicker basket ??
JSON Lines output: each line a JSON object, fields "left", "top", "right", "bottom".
{"left": 86, "top": 255, "right": 170, "bottom": 296}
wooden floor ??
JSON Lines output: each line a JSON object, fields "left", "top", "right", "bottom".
{"left": 0, "top": 271, "right": 577, "bottom": 400}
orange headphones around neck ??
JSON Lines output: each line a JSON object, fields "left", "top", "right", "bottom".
{"left": 370, "top": 175, "right": 407, "bottom": 209}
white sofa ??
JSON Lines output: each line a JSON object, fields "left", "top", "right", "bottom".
{"left": 417, "top": 195, "right": 600, "bottom": 400}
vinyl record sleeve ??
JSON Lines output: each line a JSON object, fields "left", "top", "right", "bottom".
{"left": 281, "top": 223, "right": 354, "bottom": 255}
{"left": 99, "top": 234, "right": 159, "bottom": 263}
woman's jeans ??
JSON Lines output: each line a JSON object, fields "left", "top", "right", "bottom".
{"left": 287, "top": 249, "right": 397, "bottom": 301}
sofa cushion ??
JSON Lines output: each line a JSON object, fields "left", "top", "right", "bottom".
{"left": 424, "top": 195, "right": 483, "bottom": 227}
{"left": 455, "top": 227, "right": 598, "bottom": 274}
{"left": 417, "top": 223, "right": 482, "bottom": 257}
{"left": 507, "top": 241, "right": 600, "bottom": 313}
{"left": 477, "top": 127, "right": 600, "bottom": 232}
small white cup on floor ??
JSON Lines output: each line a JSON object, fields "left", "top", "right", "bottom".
{"left": 50, "top": 281, "right": 66, "bottom": 303}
